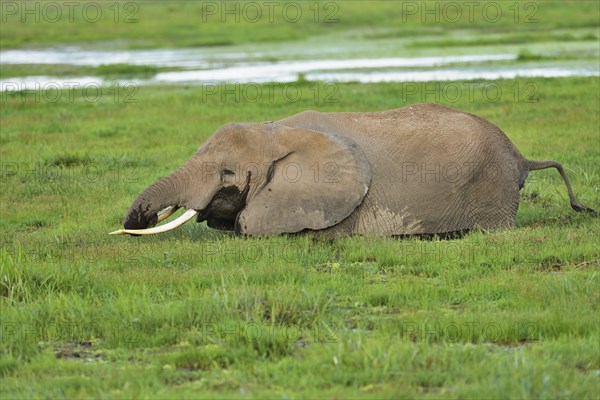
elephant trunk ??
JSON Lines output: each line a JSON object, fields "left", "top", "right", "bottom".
{"left": 123, "top": 171, "right": 184, "bottom": 230}
{"left": 111, "top": 153, "right": 223, "bottom": 236}
{"left": 114, "top": 155, "right": 218, "bottom": 236}
{"left": 123, "top": 155, "right": 213, "bottom": 229}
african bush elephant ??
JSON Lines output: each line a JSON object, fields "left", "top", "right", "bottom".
{"left": 110, "top": 103, "right": 595, "bottom": 238}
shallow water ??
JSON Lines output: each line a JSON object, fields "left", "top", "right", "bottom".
{"left": 1, "top": 44, "right": 598, "bottom": 91}
{"left": 152, "top": 54, "right": 517, "bottom": 83}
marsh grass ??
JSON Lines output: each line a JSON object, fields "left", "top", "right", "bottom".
{"left": 2, "top": 1, "right": 599, "bottom": 50}
{"left": 0, "top": 64, "right": 175, "bottom": 80}
{"left": 1, "top": 75, "right": 599, "bottom": 397}
{"left": 2, "top": 3, "right": 599, "bottom": 396}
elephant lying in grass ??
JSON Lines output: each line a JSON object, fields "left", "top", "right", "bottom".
{"left": 110, "top": 103, "right": 595, "bottom": 238}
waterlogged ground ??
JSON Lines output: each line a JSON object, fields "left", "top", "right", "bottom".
{"left": 1, "top": 26, "right": 599, "bottom": 88}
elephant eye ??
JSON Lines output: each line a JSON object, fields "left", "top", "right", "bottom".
{"left": 222, "top": 168, "right": 235, "bottom": 176}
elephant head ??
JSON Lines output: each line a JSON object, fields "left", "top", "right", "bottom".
{"left": 111, "top": 122, "right": 371, "bottom": 236}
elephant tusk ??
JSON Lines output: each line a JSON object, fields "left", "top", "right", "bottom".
{"left": 109, "top": 209, "right": 198, "bottom": 236}
{"left": 156, "top": 205, "right": 179, "bottom": 223}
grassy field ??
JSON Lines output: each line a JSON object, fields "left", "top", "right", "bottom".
{"left": 2, "top": 1, "right": 598, "bottom": 50}
{"left": 1, "top": 76, "right": 599, "bottom": 398}
{"left": 1, "top": 1, "right": 600, "bottom": 398}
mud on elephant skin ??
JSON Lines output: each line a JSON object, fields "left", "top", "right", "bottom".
{"left": 110, "top": 103, "right": 596, "bottom": 238}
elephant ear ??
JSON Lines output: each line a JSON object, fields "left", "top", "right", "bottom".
{"left": 236, "top": 125, "right": 371, "bottom": 235}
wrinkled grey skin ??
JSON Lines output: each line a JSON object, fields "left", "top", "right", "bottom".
{"left": 122, "top": 103, "right": 595, "bottom": 237}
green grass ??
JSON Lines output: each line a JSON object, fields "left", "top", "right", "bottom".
{"left": 407, "top": 30, "right": 599, "bottom": 48}
{"left": 1, "top": 76, "right": 599, "bottom": 398}
{"left": 0, "top": 63, "right": 180, "bottom": 79}
{"left": 1, "top": 1, "right": 599, "bottom": 50}
{"left": 1, "top": 2, "right": 598, "bottom": 397}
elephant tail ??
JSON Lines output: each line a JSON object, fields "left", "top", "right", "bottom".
{"left": 527, "top": 159, "right": 597, "bottom": 215}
